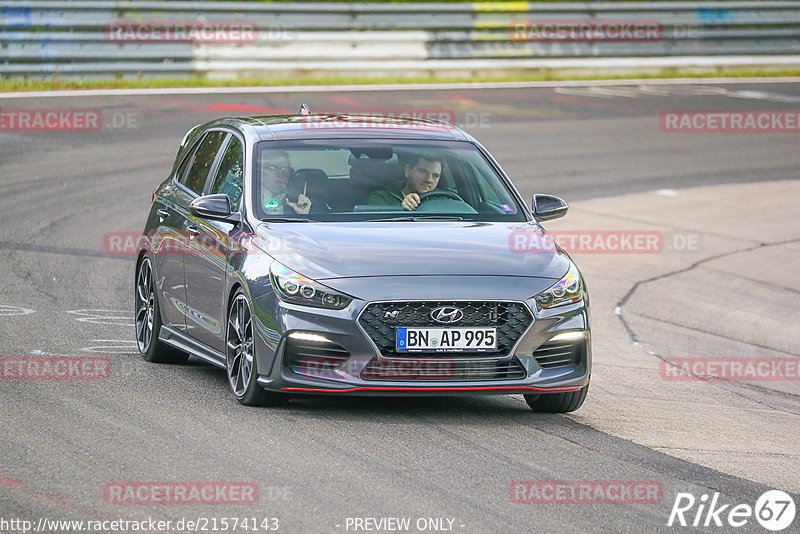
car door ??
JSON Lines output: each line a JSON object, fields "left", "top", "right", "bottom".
{"left": 183, "top": 132, "right": 244, "bottom": 351}
{"left": 152, "top": 137, "right": 202, "bottom": 333}
{"left": 166, "top": 130, "right": 228, "bottom": 342}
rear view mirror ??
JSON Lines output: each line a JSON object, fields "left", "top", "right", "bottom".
{"left": 350, "top": 146, "right": 394, "bottom": 160}
{"left": 532, "top": 194, "right": 568, "bottom": 221}
{"left": 189, "top": 194, "right": 238, "bottom": 221}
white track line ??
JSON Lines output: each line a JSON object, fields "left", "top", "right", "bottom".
{"left": 2, "top": 77, "right": 799, "bottom": 99}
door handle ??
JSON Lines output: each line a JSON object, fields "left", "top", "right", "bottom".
{"left": 157, "top": 208, "right": 170, "bottom": 221}
{"left": 187, "top": 225, "right": 201, "bottom": 239}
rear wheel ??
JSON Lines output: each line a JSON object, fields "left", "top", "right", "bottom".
{"left": 135, "top": 256, "right": 189, "bottom": 364}
{"left": 524, "top": 386, "right": 588, "bottom": 413}
{"left": 226, "top": 290, "right": 285, "bottom": 407}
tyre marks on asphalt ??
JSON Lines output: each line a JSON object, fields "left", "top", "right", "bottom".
{"left": 0, "top": 304, "right": 36, "bottom": 316}
{"left": 66, "top": 309, "right": 132, "bottom": 326}
{"left": 1, "top": 306, "right": 137, "bottom": 356}
{"left": 80, "top": 339, "right": 137, "bottom": 354}
{"left": 554, "top": 84, "right": 800, "bottom": 103}
{"left": 0, "top": 239, "right": 128, "bottom": 260}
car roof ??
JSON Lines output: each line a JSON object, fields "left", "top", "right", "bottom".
{"left": 207, "top": 114, "right": 471, "bottom": 142}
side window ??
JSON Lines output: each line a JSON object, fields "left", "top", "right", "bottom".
{"left": 173, "top": 140, "right": 199, "bottom": 182}
{"left": 180, "top": 131, "right": 227, "bottom": 195}
{"left": 208, "top": 136, "right": 244, "bottom": 210}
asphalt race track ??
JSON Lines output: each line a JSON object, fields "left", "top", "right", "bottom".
{"left": 1, "top": 80, "right": 799, "bottom": 533}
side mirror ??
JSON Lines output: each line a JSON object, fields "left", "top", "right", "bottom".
{"left": 532, "top": 194, "right": 568, "bottom": 221}
{"left": 189, "top": 194, "right": 238, "bottom": 222}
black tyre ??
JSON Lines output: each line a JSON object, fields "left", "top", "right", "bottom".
{"left": 226, "top": 290, "right": 285, "bottom": 407}
{"left": 135, "top": 256, "right": 189, "bottom": 364}
{"left": 524, "top": 386, "right": 588, "bottom": 413}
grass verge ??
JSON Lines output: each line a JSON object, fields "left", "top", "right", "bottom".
{"left": 2, "top": 67, "right": 800, "bottom": 93}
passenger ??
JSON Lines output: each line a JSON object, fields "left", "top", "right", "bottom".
{"left": 367, "top": 152, "right": 443, "bottom": 211}
{"left": 261, "top": 151, "right": 312, "bottom": 215}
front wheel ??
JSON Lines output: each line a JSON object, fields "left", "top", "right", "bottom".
{"left": 226, "top": 290, "right": 285, "bottom": 407}
{"left": 524, "top": 386, "right": 588, "bottom": 413}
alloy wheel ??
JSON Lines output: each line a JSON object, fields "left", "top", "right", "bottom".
{"left": 135, "top": 258, "right": 155, "bottom": 352}
{"left": 227, "top": 294, "right": 254, "bottom": 397}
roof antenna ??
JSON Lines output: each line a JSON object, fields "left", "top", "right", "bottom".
{"left": 298, "top": 104, "right": 311, "bottom": 115}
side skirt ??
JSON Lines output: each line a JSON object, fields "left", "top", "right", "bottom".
{"left": 159, "top": 325, "right": 226, "bottom": 368}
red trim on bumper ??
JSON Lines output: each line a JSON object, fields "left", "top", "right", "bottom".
{"left": 282, "top": 385, "right": 583, "bottom": 393}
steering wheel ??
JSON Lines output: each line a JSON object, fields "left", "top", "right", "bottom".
{"left": 418, "top": 189, "right": 465, "bottom": 203}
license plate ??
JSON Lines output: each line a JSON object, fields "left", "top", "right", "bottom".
{"left": 396, "top": 327, "right": 497, "bottom": 352}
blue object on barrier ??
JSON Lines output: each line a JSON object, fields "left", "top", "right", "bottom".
{"left": 1, "top": 5, "right": 33, "bottom": 28}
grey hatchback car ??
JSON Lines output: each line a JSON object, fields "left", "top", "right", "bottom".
{"left": 135, "top": 113, "right": 590, "bottom": 412}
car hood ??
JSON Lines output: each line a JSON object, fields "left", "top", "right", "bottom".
{"left": 254, "top": 221, "right": 570, "bottom": 280}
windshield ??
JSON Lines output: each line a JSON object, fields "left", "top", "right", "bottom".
{"left": 252, "top": 139, "right": 526, "bottom": 222}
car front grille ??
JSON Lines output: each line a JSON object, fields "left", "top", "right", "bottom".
{"left": 361, "top": 357, "right": 527, "bottom": 381}
{"left": 358, "top": 301, "right": 533, "bottom": 358}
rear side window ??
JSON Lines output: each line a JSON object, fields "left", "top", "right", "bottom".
{"left": 208, "top": 136, "right": 244, "bottom": 210}
{"left": 174, "top": 141, "right": 198, "bottom": 182}
{"left": 181, "top": 131, "right": 226, "bottom": 195}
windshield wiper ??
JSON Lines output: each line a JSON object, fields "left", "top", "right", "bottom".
{"left": 260, "top": 218, "right": 311, "bottom": 223}
{"left": 366, "top": 215, "right": 465, "bottom": 222}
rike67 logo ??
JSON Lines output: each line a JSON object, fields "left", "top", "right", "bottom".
{"left": 668, "top": 490, "right": 796, "bottom": 531}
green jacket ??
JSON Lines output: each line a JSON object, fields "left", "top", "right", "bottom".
{"left": 366, "top": 186, "right": 405, "bottom": 205}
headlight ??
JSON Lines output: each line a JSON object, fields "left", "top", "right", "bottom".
{"left": 269, "top": 262, "right": 352, "bottom": 310}
{"left": 535, "top": 263, "right": 583, "bottom": 309}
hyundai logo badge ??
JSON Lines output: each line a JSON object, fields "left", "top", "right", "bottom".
{"left": 430, "top": 306, "right": 464, "bottom": 324}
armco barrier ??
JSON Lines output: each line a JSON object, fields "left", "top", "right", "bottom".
{"left": 1, "top": 1, "right": 799, "bottom": 78}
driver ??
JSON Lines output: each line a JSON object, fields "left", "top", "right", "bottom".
{"left": 367, "top": 152, "right": 443, "bottom": 211}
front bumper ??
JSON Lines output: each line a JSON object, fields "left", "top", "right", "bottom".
{"left": 251, "top": 286, "right": 590, "bottom": 397}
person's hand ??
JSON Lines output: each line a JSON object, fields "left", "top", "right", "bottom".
{"left": 401, "top": 193, "right": 420, "bottom": 211}
{"left": 286, "top": 182, "right": 312, "bottom": 214}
